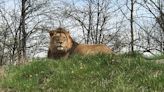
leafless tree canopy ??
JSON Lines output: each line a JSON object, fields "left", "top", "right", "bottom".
{"left": 0, "top": 0, "right": 163, "bottom": 65}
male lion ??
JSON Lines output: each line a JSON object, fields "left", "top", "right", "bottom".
{"left": 48, "top": 27, "right": 112, "bottom": 59}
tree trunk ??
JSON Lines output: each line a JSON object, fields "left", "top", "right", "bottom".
{"left": 87, "top": 1, "right": 92, "bottom": 44}
{"left": 18, "top": 0, "right": 27, "bottom": 64}
{"left": 130, "top": 0, "right": 134, "bottom": 54}
{"left": 95, "top": 0, "right": 100, "bottom": 44}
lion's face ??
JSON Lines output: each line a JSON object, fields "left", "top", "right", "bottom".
{"left": 49, "top": 28, "right": 73, "bottom": 52}
{"left": 51, "top": 32, "right": 68, "bottom": 51}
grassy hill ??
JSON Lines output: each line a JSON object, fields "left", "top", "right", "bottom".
{"left": 0, "top": 54, "right": 164, "bottom": 92}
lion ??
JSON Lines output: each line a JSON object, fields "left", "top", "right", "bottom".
{"left": 48, "top": 27, "right": 112, "bottom": 59}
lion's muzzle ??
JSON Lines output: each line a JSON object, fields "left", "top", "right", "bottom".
{"left": 55, "top": 43, "right": 65, "bottom": 51}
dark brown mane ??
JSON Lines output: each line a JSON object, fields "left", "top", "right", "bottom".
{"left": 55, "top": 27, "right": 68, "bottom": 33}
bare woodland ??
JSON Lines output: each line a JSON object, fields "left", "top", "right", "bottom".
{"left": 0, "top": 0, "right": 163, "bottom": 65}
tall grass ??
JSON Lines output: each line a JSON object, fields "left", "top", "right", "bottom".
{"left": 0, "top": 54, "right": 164, "bottom": 92}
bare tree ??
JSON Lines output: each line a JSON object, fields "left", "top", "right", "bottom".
{"left": 137, "top": 0, "right": 164, "bottom": 53}
{"left": 130, "top": 0, "right": 135, "bottom": 54}
{"left": 16, "top": 0, "right": 51, "bottom": 64}
{"left": 116, "top": 0, "right": 137, "bottom": 54}
{"left": 0, "top": 0, "right": 51, "bottom": 65}
{"left": 63, "top": 0, "right": 112, "bottom": 44}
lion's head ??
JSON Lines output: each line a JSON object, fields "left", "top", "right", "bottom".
{"left": 49, "top": 27, "right": 73, "bottom": 52}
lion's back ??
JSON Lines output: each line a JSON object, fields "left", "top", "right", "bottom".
{"left": 73, "top": 44, "right": 112, "bottom": 55}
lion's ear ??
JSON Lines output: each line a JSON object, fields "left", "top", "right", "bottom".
{"left": 49, "top": 31, "right": 54, "bottom": 37}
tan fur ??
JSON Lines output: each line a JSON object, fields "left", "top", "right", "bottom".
{"left": 73, "top": 44, "right": 112, "bottom": 55}
{"left": 48, "top": 27, "right": 112, "bottom": 59}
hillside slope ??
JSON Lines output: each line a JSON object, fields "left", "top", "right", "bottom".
{"left": 0, "top": 54, "right": 164, "bottom": 92}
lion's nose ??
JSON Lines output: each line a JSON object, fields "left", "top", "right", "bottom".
{"left": 58, "top": 42, "right": 63, "bottom": 44}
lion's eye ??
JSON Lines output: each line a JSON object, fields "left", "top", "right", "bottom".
{"left": 53, "top": 37, "right": 58, "bottom": 40}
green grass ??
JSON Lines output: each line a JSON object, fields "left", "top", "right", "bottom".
{"left": 0, "top": 54, "right": 164, "bottom": 92}
{"left": 147, "top": 54, "right": 164, "bottom": 60}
